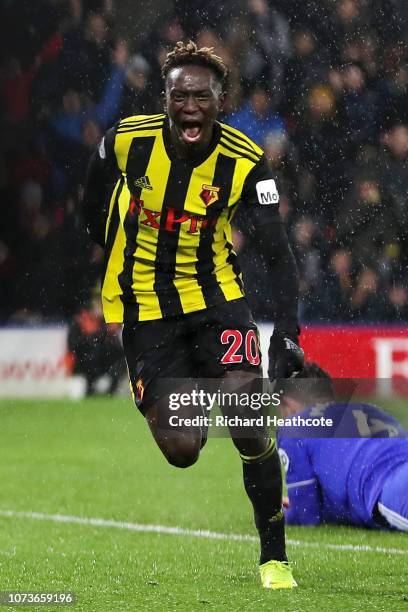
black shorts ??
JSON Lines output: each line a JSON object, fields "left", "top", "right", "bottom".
{"left": 122, "top": 298, "right": 262, "bottom": 414}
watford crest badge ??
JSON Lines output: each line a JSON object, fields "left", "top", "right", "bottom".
{"left": 200, "top": 184, "right": 220, "bottom": 206}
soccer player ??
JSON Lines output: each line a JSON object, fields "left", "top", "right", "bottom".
{"left": 83, "top": 40, "right": 303, "bottom": 588}
{"left": 277, "top": 363, "right": 408, "bottom": 530}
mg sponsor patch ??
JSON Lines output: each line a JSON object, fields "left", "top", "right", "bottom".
{"left": 256, "top": 179, "right": 279, "bottom": 205}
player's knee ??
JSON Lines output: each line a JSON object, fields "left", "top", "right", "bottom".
{"left": 164, "top": 439, "right": 200, "bottom": 468}
{"left": 166, "top": 450, "right": 199, "bottom": 468}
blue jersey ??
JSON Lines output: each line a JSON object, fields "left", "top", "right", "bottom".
{"left": 277, "top": 403, "right": 408, "bottom": 527}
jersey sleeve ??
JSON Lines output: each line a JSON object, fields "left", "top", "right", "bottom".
{"left": 82, "top": 125, "right": 120, "bottom": 246}
{"left": 278, "top": 437, "right": 322, "bottom": 525}
{"left": 239, "top": 156, "right": 299, "bottom": 333}
{"left": 240, "top": 156, "right": 281, "bottom": 226}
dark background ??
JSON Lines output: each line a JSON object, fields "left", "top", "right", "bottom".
{"left": 1, "top": 0, "right": 407, "bottom": 324}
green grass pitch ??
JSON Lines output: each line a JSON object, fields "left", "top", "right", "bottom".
{"left": 0, "top": 398, "right": 407, "bottom": 611}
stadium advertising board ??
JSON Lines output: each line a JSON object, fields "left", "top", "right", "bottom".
{"left": 260, "top": 324, "right": 408, "bottom": 397}
{"left": 0, "top": 328, "right": 74, "bottom": 397}
{"left": 1, "top": 326, "right": 408, "bottom": 397}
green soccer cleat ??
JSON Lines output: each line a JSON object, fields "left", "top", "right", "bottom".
{"left": 259, "top": 560, "right": 298, "bottom": 589}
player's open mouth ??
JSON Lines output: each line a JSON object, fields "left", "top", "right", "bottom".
{"left": 180, "top": 121, "right": 202, "bottom": 143}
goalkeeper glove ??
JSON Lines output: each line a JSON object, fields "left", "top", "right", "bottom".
{"left": 268, "top": 329, "right": 304, "bottom": 380}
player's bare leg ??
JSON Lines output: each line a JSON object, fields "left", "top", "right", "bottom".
{"left": 141, "top": 368, "right": 295, "bottom": 588}
{"left": 144, "top": 384, "right": 207, "bottom": 468}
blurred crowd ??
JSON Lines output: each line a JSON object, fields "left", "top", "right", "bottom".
{"left": 1, "top": 0, "right": 407, "bottom": 324}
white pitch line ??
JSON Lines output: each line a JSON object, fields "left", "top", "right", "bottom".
{"left": 0, "top": 510, "right": 407, "bottom": 556}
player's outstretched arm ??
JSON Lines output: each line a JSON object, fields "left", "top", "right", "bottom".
{"left": 285, "top": 480, "right": 322, "bottom": 526}
{"left": 253, "top": 217, "right": 303, "bottom": 379}
{"left": 278, "top": 441, "right": 322, "bottom": 526}
{"left": 242, "top": 157, "right": 304, "bottom": 379}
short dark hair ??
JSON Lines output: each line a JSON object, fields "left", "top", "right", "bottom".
{"left": 161, "top": 40, "right": 228, "bottom": 86}
{"left": 280, "top": 362, "right": 334, "bottom": 403}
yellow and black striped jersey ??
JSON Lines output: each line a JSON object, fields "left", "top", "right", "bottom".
{"left": 84, "top": 114, "right": 281, "bottom": 323}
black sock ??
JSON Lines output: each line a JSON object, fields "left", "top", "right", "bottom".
{"left": 241, "top": 440, "right": 287, "bottom": 565}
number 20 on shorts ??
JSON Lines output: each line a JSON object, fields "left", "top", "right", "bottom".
{"left": 220, "top": 329, "right": 261, "bottom": 366}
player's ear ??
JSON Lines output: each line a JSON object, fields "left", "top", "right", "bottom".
{"left": 161, "top": 90, "right": 167, "bottom": 113}
{"left": 218, "top": 91, "right": 226, "bottom": 113}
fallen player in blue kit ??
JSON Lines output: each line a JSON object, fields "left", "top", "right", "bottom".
{"left": 277, "top": 363, "right": 408, "bottom": 531}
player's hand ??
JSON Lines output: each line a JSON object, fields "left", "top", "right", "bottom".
{"left": 268, "top": 329, "right": 304, "bottom": 380}
{"left": 282, "top": 496, "right": 290, "bottom": 509}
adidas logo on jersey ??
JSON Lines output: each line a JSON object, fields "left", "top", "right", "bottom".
{"left": 134, "top": 175, "right": 153, "bottom": 190}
